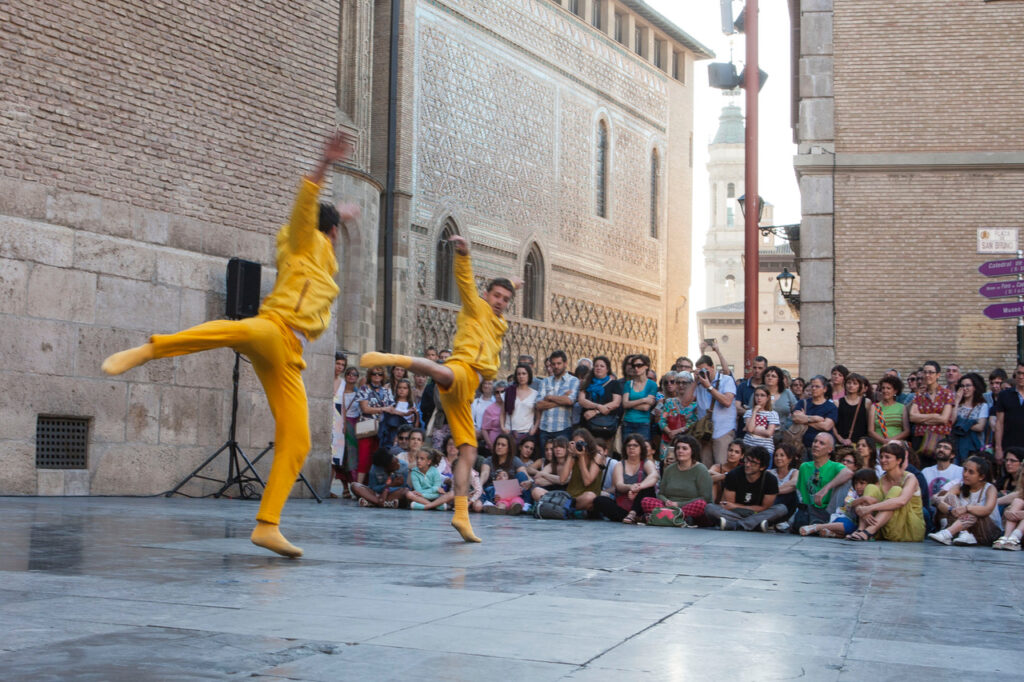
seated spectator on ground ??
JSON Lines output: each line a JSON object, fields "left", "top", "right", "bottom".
{"left": 437, "top": 435, "right": 458, "bottom": 479}
{"left": 406, "top": 450, "right": 454, "bottom": 511}
{"left": 577, "top": 355, "right": 622, "bottom": 441}
{"left": 770, "top": 442, "right": 801, "bottom": 529}
{"left": 396, "top": 428, "right": 425, "bottom": 465}
{"left": 705, "top": 446, "right": 789, "bottom": 532}
{"left": 921, "top": 439, "right": 963, "bottom": 501}
{"left": 848, "top": 441, "right": 926, "bottom": 542}
{"left": 483, "top": 434, "right": 531, "bottom": 515}
{"left": 593, "top": 434, "right": 659, "bottom": 524}
{"left": 709, "top": 440, "right": 745, "bottom": 503}
{"left": 518, "top": 437, "right": 540, "bottom": 474}
{"left": 792, "top": 433, "right": 854, "bottom": 531}
{"left": 993, "top": 467, "right": 1024, "bottom": 550}
{"left": 351, "top": 448, "right": 409, "bottom": 509}
{"left": 642, "top": 435, "right": 713, "bottom": 526}
{"left": 800, "top": 468, "right": 878, "bottom": 538}
{"left": 388, "top": 425, "right": 413, "bottom": 458}
{"left": 996, "top": 446, "right": 1023, "bottom": 498}
{"left": 562, "top": 429, "right": 606, "bottom": 514}
{"left": 743, "top": 386, "right": 779, "bottom": 455}
{"left": 530, "top": 437, "right": 571, "bottom": 501}
{"left": 791, "top": 375, "right": 839, "bottom": 454}
{"left": 929, "top": 455, "right": 1001, "bottom": 546}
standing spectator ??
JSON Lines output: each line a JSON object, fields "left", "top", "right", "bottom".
{"left": 577, "top": 356, "right": 622, "bottom": 441}
{"left": 333, "top": 365, "right": 361, "bottom": 493}
{"left": 984, "top": 368, "right": 1008, "bottom": 409}
{"left": 887, "top": 369, "right": 915, "bottom": 405}
{"left": 790, "top": 377, "right": 806, "bottom": 401}
{"left": 479, "top": 383, "right": 506, "bottom": 452}
{"left": 681, "top": 353, "right": 737, "bottom": 467}
{"left": 791, "top": 376, "right": 839, "bottom": 453}
{"left": 910, "top": 360, "right": 955, "bottom": 468}
{"left": 502, "top": 363, "right": 540, "bottom": 442}
{"left": 735, "top": 355, "right": 768, "bottom": 433}
{"left": 868, "top": 375, "right": 911, "bottom": 446}
{"left": 834, "top": 373, "right": 872, "bottom": 447}
{"left": 995, "top": 362, "right": 1024, "bottom": 466}
{"left": 764, "top": 366, "right": 797, "bottom": 434}
{"left": 658, "top": 371, "right": 698, "bottom": 460}
{"left": 620, "top": 354, "right": 658, "bottom": 441}
{"left": 673, "top": 356, "right": 694, "bottom": 373}
{"left": 517, "top": 354, "right": 544, "bottom": 391}
{"left": 424, "top": 347, "right": 439, "bottom": 362}
{"left": 829, "top": 365, "right": 849, "bottom": 401}
{"left": 952, "top": 372, "right": 988, "bottom": 464}
{"left": 536, "top": 350, "right": 580, "bottom": 447}
{"left": 471, "top": 380, "right": 497, "bottom": 431}
{"left": 705, "top": 446, "right": 788, "bottom": 532}
{"left": 743, "top": 386, "right": 779, "bottom": 455}
{"left": 792, "top": 433, "right": 853, "bottom": 531}
{"left": 945, "top": 363, "right": 962, "bottom": 391}
{"left": 357, "top": 366, "right": 395, "bottom": 466}
{"left": 411, "top": 373, "right": 428, "bottom": 416}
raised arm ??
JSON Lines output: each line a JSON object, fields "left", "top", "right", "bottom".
{"left": 289, "top": 132, "right": 354, "bottom": 253}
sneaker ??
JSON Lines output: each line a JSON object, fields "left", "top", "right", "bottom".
{"left": 719, "top": 517, "right": 735, "bottom": 531}
{"left": 993, "top": 536, "right": 1008, "bottom": 550}
{"left": 776, "top": 521, "right": 791, "bottom": 533}
{"left": 410, "top": 502, "right": 425, "bottom": 510}
{"left": 927, "top": 529, "right": 953, "bottom": 545}
{"left": 759, "top": 520, "right": 772, "bottom": 533}
{"left": 953, "top": 531, "right": 978, "bottom": 546}
{"left": 437, "top": 503, "right": 448, "bottom": 511}
{"left": 1005, "top": 536, "right": 1022, "bottom": 551}
{"left": 522, "top": 503, "right": 533, "bottom": 513}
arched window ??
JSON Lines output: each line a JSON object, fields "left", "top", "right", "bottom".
{"left": 727, "top": 182, "right": 736, "bottom": 198}
{"left": 596, "top": 120, "right": 608, "bottom": 218}
{"left": 650, "top": 150, "right": 660, "bottom": 238}
{"left": 725, "top": 274, "right": 736, "bottom": 289}
{"left": 435, "top": 220, "right": 458, "bottom": 304}
{"left": 523, "top": 244, "right": 545, "bottom": 321}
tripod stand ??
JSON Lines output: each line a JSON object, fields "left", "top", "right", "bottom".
{"left": 166, "top": 352, "right": 321, "bottom": 503}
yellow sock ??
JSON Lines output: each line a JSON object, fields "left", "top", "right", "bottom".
{"left": 101, "top": 344, "right": 155, "bottom": 376}
{"left": 250, "top": 521, "right": 303, "bottom": 558}
{"left": 359, "top": 351, "right": 412, "bottom": 369}
{"left": 451, "top": 496, "right": 481, "bottom": 543}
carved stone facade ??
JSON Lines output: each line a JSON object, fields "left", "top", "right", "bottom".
{"left": 398, "top": 0, "right": 710, "bottom": 373}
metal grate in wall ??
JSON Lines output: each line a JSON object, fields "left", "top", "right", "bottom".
{"left": 36, "top": 416, "right": 89, "bottom": 469}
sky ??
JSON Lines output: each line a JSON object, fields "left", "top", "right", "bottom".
{"left": 645, "top": 0, "right": 800, "bottom": 349}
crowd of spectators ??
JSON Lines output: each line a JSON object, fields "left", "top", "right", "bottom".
{"left": 331, "top": 344, "right": 1024, "bottom": 550}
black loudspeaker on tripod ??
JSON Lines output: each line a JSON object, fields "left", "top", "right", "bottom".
{"left": 167, "top": 258, "right": 321, "bottom": 503}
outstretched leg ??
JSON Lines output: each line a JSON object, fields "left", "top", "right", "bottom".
{"left": 102, "top": 318, "right": 255, "bottom": 375}
{"left": 360, "top": 353, "right": 454, "bottom": 389}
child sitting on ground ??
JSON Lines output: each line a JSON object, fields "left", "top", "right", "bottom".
{"left": 352, "top": 448, "right": 409, "bottom": 508}
{"left": 407, "top": 450, "right": 454, "bottom": 510}
{"left": 929, "top": 455, "right": 1001, "bottom": 546}
{"left": 800, "top": 468, "right": 878, "bottom": 538}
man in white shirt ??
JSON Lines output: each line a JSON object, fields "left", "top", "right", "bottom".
{"left": 681, "top": 354, "right": 737, "bottom": 467}
{"left": 921, "top": 439, "right": 963, "bottom": 501}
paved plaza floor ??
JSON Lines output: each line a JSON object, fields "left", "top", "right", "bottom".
{"left": 1, "top": 494, "right": 1022, "bottom": 681}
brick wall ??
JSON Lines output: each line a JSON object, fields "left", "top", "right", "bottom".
{"left": 0, "top": 1, "right": 341, "bottom": 495}
{"left": 834, "top": 0, "right": 1024, "bottom": 154}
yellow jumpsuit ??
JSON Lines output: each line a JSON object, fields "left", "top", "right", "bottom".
{"left": 148, "top": 178, "right": 339, "bottom": 525}
{"left": 440, "top": 252, "right": 508, "bottom": 448}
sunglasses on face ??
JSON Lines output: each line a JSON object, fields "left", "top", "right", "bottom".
{"left": 632, "top": 363, "right": 646, "bottom": 368}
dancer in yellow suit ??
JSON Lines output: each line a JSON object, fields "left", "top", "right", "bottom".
{"left": 101, "top": 131, "right": 359, "bottom": 558}
{"left": 361, "top": 238, "right": 518, "bottom": 542}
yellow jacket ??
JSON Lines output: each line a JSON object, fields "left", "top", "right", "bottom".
{"left": 447, "top": 252, "right": 508, "bottom": 381}
{"left": 259, "top": 178, "right": 339, "bottom": 340}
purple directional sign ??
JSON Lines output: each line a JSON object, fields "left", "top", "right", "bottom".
{"left": 980, "top": 280, "right": 1024, "bottom": 299}
{"left": 979, "top": 258, "right": 1024, "bottom": 277}
{"left": 984, "top": 302, "right": 1024, "bottom": 320}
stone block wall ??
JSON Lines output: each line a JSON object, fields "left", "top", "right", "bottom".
{"left": 0, "top": 1, "right": 345, "bottom": 495}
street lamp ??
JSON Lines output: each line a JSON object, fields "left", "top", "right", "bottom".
{"left": 736, "top": 193, "right": 765, "bottom": 222}
{"left": 776, "top": 267, "right": 799, "bottom": 307}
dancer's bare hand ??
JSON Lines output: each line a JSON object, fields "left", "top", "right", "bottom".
{"left": 337, "top": 202, "right": 361, "bottom": 223}
{"left": 509, "top": 276, "right": 524, "bottom": 290}
{"left": 323, "top": 131, "right": 354, "bottom": 163}
{"left": 448, "top": 235, "right": 469, "bottom": 255}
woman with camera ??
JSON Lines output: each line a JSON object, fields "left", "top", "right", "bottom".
{"left": 563, "top": 429, "right": 607, "bottom": 514}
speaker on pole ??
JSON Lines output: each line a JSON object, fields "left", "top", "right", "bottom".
{"left": 226, "top": 258, "right": 261, "bottom": 320}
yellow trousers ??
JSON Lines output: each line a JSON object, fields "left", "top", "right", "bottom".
{"left": 150, "top": 312, "right": 309, "bottom": 525}
{"left": 437, "top": 360, "right": 480, "bottom": 448}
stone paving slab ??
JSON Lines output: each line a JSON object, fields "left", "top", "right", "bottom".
{"left": 1, "top": 496, "right": 1022, "bottom": 680}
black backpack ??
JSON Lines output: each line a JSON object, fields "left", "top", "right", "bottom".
{"left": 533, "top": 490, "right": 574, "bottom": 520}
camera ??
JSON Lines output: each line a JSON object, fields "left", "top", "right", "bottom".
{"left": 699, "top": 368, "right": 710, "bottom": 378}
{"left": 572, "top": 440, "right": 587, "bottom": 452}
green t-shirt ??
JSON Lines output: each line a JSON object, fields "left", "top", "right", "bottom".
{"left": 658, "top": 462, "right": 713, "bottom": 506}
{"left": 797, "top": 459, "right": 846, "bottom": 509}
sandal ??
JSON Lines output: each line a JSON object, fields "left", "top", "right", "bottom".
{"left": 799, "top": 524, "right": 818, "bottom": 536}
{"left": 622, "top": 511, "right": 638, "bottom": 525}
{"left": 358, "top": 498, "right": 371, "bottom": 507}
{"left": 382, "top": 499, "right": 399, "bottom": 509}
{"left": 846, "top": 529, "right": 874, "bottom": 542}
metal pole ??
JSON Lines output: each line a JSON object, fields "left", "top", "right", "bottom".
{"left": 743, "top": 0, "right": 759, "bottom": 376}
{"left": 1017, "top": 249, "right": 1023, "bottom": 364}
{"left": 382, "top": 0, "right": 401, "bottom": 352}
